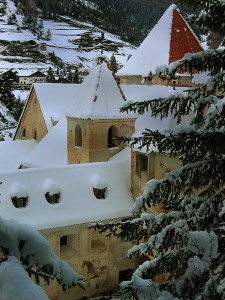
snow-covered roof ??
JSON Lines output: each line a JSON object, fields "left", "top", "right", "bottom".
{"left": 33, "top": 83, "right": 80, "bottom": 130}
{"left": 21, "top": 117, "right": 67, "bottom": 168}
{"left": 117, "top": 4, "right": 203, "bottom": 77}
{"left": 67, "top": 61, "right": 137, "bottom": 120}
{"left": 0, "top": 161, "right": 133, "bottom": 230}
{"left": 16, "top": 70, "right": 46, "bottom": 77}
{"left": 0, "top": 140, "right": 37, "bottom": 171}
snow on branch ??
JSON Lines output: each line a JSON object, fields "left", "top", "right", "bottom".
{"left": 169, "top": 49, "right": 225, "bottom": 75}
{"left": 0, "top": 217, "right": 85, "bottom": 298}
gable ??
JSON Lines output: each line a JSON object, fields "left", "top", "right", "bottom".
{"left": 169, "top": 9, "right": 203, "bottom": 63}
{"left": 30, "top": 71, "right": 46, "bottom": 77}
{"left": 14, "top": 88, "right": 47, "bottom": 142}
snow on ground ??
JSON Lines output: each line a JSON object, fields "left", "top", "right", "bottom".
{"left": 0, "top": 0, "right": 135, "bottom": 73}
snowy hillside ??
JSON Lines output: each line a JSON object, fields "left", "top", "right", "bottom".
{"left": 0, "top": 0, "right": 136, "bottom": 74}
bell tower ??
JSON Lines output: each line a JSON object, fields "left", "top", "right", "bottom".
{"left": 67, "top": 58, "right": 137, "bottom": 164}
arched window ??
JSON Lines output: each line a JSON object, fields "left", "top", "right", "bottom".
{"left": 136, "top": 154, "right": 148, "bottom": 177}
{"left": 108, "top": 125, "right": 118, "bottom": 148}
{"left": 75, "top": 125, "right": 82, "bottom": 147}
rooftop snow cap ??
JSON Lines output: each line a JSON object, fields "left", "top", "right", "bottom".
{"left": 67, "top": 60, "right": 137, "bottom": 120}
{"left": 117, "top": 4, "right": 203, "bottom": 77}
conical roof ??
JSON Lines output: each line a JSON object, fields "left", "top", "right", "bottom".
{"left": 67, "top": 60, "right": 136, "bottom": 120}
{"left": 117, "top": 4, "right": 203, "bottom": 77}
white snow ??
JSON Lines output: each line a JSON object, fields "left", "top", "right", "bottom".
{"left": 67, "top": 61, "right": 137, "bottom": 120}
{"left": 91, "top": 174, "right": 108, "bottom": 189}
{"left": 43, "top": 178, "right": 60, "bottom": 195}
{"left": 0, "top": 0, "right": 135, "bottom": 73}
{"left": 0, "top": 139, "right": 37, "bottom": 170}
{"left": 21, "top": 117, "right": 67, "bottom": 168}
{"left": 0, "top": 257, "right": 49, "bottom": 300}
{"left": 0, "top": 161, "right": 133, "bottom": 230}
{"left": 117, "top": 5, "right": 175, "bottom": 77}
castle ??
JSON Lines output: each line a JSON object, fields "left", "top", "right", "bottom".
{"left": 0, "top": 4, "right": 203, "bottom": 299}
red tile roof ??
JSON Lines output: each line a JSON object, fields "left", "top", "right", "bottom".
{"left": 169, "top": 9, "right": 203, "bottom": 64}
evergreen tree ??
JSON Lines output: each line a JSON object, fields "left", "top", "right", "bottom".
{"left": 73, "top": 67, "right": 80, "bottom": 83}
{"left": 45, "top": 28, "right": 52, "bottom": 40}
{"left": 0, "top": 70, "right": 17, "bottom": 111}
{"left": 93, "top": 1, "right": 225, "bottom": 299}
{"left": 109, "top": 53, "right": 117, "bottom": 74}
{"left": 46, "top": 67, "right": 56, "bottom": 83}
{"left": 37, "top": 18, "right": 44, "bottom": 39}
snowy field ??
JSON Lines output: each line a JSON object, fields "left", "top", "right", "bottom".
{"left": 0, "top": 0, "right": 136, "bottom": 74}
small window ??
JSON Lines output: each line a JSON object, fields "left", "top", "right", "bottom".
{"left": 34, "top": 130, "right": 37, "bottom": 140}
{"left": 108, "top": 125, "right": 118, "bottom": 148}
{"left": 60, "top": 235, "right": 67, "bottom": 246}
{"left": 22, "top": 128, "right": 26, "bottom": 138}
{"left": 141, "top": 155, "right": 148, "bottom": 171}
{"left": 45, "top": 192, "right": 60, "bottom": 204}
{"left": 93, "top": 187, "right": 107, "bottom": 199}
{"left": 11, "top": 196, "right": 28, "bottom": 208}
{"left": 75, "top": 125, "right": 82, "bottom": 147}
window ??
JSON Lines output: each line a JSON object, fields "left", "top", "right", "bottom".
{"left": 136, "top": 154, "right": 148, "bottom": 177}
{"left": 22, "top": 128, "right": 26, "bottom": 138}
{"left": 60, "top": 235, "right": 67, "bottom": 246}
{"left": 34, "top": 130, "right": 37, "bottom": 140}
{"left": 45, "top": 192, "right": 60, "bottom": 204}
{"left": 75, "top": 125, "right": 82, "bottom": 147}
{"left": 11, "top": 196, "right": 28, "bottom": 208}
{"left": 108, "top": 125, "right": 118, "bottom": 148}
{"left": 141, "top": 155, "right": 148, "bottom": 171}
{"left": 93, "top": 187, "right": 107, "bottom": 199}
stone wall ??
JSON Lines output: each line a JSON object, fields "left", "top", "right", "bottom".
{"left": 41, "top": 221, "right": 136, "bottom": 299}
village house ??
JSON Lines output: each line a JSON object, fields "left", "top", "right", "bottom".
{"left": 0, "top": 4, "right": 202, "bottom": 299}
{"left": 16, "top": 69, "right": 46, "bottom": 85}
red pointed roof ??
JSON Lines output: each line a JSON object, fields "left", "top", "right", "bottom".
{"left": 117, "top": 4, "right": 203, "bottom": 77}
{"left": 169, "top": 9, "right": 203, "bottom": 63}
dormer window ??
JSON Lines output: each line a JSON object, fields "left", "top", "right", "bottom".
{"left": 11, "top": 196, "right": 28, "bottom": 208}
{"left": 91, "top": 174, "right": 108, "bottom": 200}
{"left": 93, "top": 187, "right": 107, "bottom": 199}
{"left": 43, "top": 178, "right": 61, "bottom": 205}
{"left": 10, "top": 182, "right": 29, "bottom": 208}
{"left": 45, "top": 192, "right": 60, "bottom": 204}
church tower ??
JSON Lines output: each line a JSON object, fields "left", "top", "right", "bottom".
{"left": 67, "top": 58, "right": 136, "bottom": 164}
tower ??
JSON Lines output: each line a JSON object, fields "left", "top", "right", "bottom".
{"left": 67, "top": 59, "right": 137, "bottom": 164}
